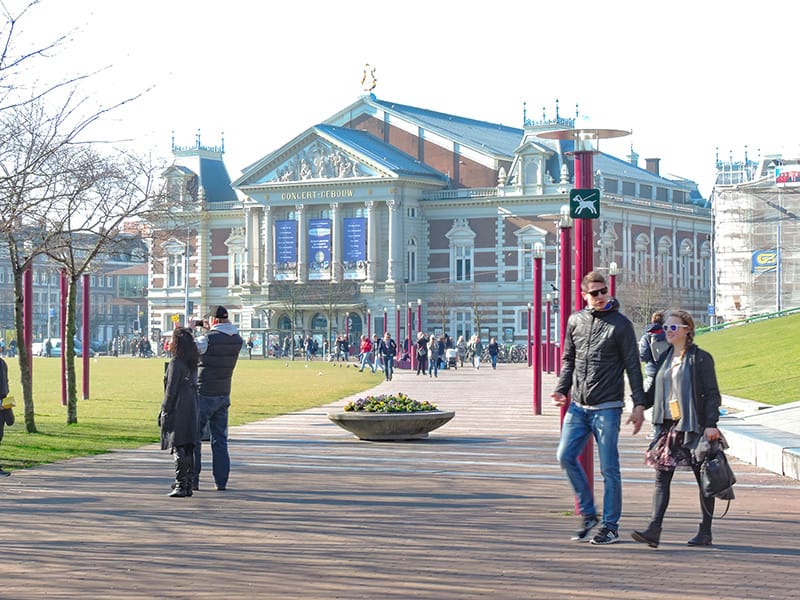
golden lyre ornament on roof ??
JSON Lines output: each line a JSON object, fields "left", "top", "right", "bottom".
{"left": 361, "top": 64, "right": 377, "bottom": 93}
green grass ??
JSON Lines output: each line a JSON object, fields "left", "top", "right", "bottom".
{"left": 0, "top": 356, "right": 382, "bottom": 471}
{"left": 697, "top": 312, "right": 800, "bottom": 405}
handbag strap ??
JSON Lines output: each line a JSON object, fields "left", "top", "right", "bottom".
{"left": 702, "top": 496, "right": 731, "bottom": 519}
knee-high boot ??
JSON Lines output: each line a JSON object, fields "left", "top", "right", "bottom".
{"left": 168, "top": 447, "right": 190, "bottom": 498}
{"left": 184, "top": 447, "right": 195, "bottom": 497}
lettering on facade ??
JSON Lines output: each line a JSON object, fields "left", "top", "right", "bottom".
{"left": 280, "top": 189, "right": 355, "bottom": 201}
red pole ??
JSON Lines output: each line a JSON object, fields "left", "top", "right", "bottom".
{"left": 23, "top": 268, "right": 32, "bottom": 374}
{"left": 344, "top": 312, "right": 350, "bottom": 357}
{"left": 407, "top": 304, "right": 413, "bottom": 371}
{"left": 82, "top": 273, "right": 90, "bottom": 400}
{"left": 60, "top": 270, "right": 67, "bottom": 406}
{"left": 416, "top": 299, "right": 422, "bottom": 335}
{"left": 383, "top": 308, "right": 387, "bottom": 336}
{"left": 367, "top": 310, "right": 371, "bottom": 340}
{"left": 574, "top": 149, "right": 595, "bottom": 500}
{"left": 395, "top": 305, "right": 400, "bottom": 341}
{"left": 532, "top": 248, "right": 543, "bottom": 415}
{"left": 526, "top": 304, "right": 532, "bottom": 368}
{"left": 558, "top": 209, "right": 572, "bottom": 405}
{"left": 545, "top": 298, "right": 552, "bottom": 373}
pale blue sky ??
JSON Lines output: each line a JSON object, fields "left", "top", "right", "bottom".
{"left": 15, "top": 0, "right": 800, "bottom": 196}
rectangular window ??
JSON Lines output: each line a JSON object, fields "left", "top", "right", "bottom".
{"left": 455, "top": 246, "right": 472, "bottom": 282}
{"left": 233, "top": 252, "right": 246, "bottom": 286}
{"left": 639, "top": 184, "right": 653, "bottom": 199}
{"left": 656, "top": 187, "right": 669, "bottom": 202}
{"left": 407, "top": 207, "right": 416, "bottom": 218}
{"left": 168, "top": 254, "right": 184, "bottom": 288}
{"left": 603, "top": 178, "right": 619, "bottom": 194}
{"left": 622, "top": 181, "right": 636, "bottom": 196}
{"left": 521, "top": 243, "right": 533, "bottom": 280}
{"left": 407, "top": 250, "right": 417, "bottom": 282}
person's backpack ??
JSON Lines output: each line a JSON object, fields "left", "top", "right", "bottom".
{"left": 649, "top": 335, "right": 670, "bottom": 362}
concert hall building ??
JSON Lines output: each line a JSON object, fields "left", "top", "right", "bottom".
{"left": 145, "top": 94, "right": 712, "bottom": 353}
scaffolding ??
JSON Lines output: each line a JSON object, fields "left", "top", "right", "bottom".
{"left": 713, "top": 155, "right": 800, "bottom": 321}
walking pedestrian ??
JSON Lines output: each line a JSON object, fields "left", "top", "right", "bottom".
{"left": 488, "top": 337, "right": 500, "bottom": 370}
{"left": 159, "top": 327, "right": 199, "bottom": 498}
{"left": 193, "top": 306, "right": 243, "bottom": 492}
{"left": 415, "top": 332, "right": 429, "bottom": 376}
{"left": 631, "top": 309, "right": 723, "bottom": 548}
{"left": 551, "top": 271, "right": 646, "bottom": 545}
{"left": 456, "top": 335, "right": 467, "bottom": 367}
{"left": 378, "top": 332, "right": 397, "bottom": 382}
{"left": 358, "top": 334, "right": 373, "bottom": 372}
{"left": 0, "top": 355, "right": 14, "bottom": 476}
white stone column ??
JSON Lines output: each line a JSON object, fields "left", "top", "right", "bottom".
{"left": 263, "top": 206, "right": 273, "bottom": 283}
{"left": 245, "top": 204, "right": 261, "bottom": 284}
{"left": 386, "top": 199, "right": 400, "bottom": 283}
{"left": 330, "top": 202, "right": 341, "bottom": 282}
{"left": 365, "top": 201, "right": 375, "bottom": 282}
{"left": 296, "top": 204, "right": 307, "bottom": 282}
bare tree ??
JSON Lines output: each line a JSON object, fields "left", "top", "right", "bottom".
{"left": 42, "top": 148, "right": 163, "bottom": 424}
{"left": 311, "top": 276, "right": 358, "bottom": 355}
{"left": 268, "top": 281, "right": 305, "bottom": 360}
{"left": 427, "top": 281, "right": 454, "bottom": 335}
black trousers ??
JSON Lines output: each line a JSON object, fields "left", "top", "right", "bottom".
{"left": 651, "top": 463, "right": 715, "bottom": 531}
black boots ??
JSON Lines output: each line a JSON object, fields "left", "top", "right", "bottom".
{"left": 168, "top": 446, "right": 194, "bottom": 498}
{"left": 631, "top": 523, "right": 662, "bottom": 548}
{"left": 687, "top": 525, "right": 713, "bottom": 546}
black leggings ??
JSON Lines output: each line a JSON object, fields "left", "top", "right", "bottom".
{"left": 651, "top": 463, "right": 715, "bottom": 531}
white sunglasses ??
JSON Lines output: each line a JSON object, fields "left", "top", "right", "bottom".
{"left": 665, "top": 324, "right": 689, "bottom": 332}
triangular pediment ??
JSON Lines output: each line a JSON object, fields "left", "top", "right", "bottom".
{"left": 234, "top": 128, "right": 395, "bottom": 188}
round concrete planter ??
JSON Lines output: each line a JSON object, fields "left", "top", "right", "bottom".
{"left": 327, "top": 410, "right": 455, "bottom": 441}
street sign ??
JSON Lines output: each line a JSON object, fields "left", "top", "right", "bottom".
{"left": 569, "top": 188, "right": 600, "bottom": 219}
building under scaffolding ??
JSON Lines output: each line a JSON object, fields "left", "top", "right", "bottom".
{"left": 712, "top": 154, "right": 800, "bottom": 321}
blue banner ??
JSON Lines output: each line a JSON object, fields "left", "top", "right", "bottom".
{"left": 343, "top": 217, "right": 366, "bottom": 263}
{"left": 275, "top": 220, "right": 297, "bottom": 264}
{"left": 752, "top": 249, "right": 778, "bottom": 274}
{"left": 308, "top": 219, "right": 331, "bottom": 277}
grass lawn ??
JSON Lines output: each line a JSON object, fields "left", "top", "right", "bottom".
{"left": 697, "top": 312, "right": 800, "bottom": 405}
{"left": 0, "top": 356, "right": 382, "bottom": 471}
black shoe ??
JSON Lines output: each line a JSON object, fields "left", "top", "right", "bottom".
{"left": 168, "top": 487, "right": 189, "bottom": 498}
{"left": 687, "top": 530, "right": 712, "bottom": 546}
{"left": 0, "top": 468, "right": 10, "bottom": 477}
{"left": 571, "top": 515, "right": 599, "bottom": 542}
{"left": 590, "top": 527, "right": 620, "bottom": 545}
{"left": 215, "top": 484, "right": 226, "bottom": 491}
{"left": 631, "top": 524, "right": 661, "bottom": 548}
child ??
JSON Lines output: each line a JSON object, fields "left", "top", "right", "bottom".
{"left": 0, "top": 356, "right": 14, "bottom": 476}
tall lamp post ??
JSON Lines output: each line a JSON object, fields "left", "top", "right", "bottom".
{"left": 416, "top": 298, "right": 422, "bottom": 335}
{"left": 395, "top": 305, "right": 401, "bottom": 342}
{"left": 344, "top": 312, "right": 350, "bottom": 357}
{"left": 526, "top": 302, "right": 532, "bottom": 368}
{"left": 366, "top": 308, "right": 371, "bottom": 340}
{"left": 558, "top": 205, "right": 573, "bottom": 386}
{"left": 537, "top": 126, "right": 630, "bottom": 513}
{"left": 608, "top": 261, "right": 618, "bottom": 297}
{"left": 383, "top": 307, "right": 388, "bottom": 335}
{"left": 532, "top": 242, "right": 544, "bottom": 415}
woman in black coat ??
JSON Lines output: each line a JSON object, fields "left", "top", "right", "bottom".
{"left": 160, "top": 327, "right": 200, "bottom": 498}
{"left": 631, "top": 309, "right": 722, "bottom": 548}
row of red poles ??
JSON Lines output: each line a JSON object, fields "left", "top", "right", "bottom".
{"left": 22, "top": 271, "right": 91, "bottom": 405}
{"left": 352, "top": 300, "right": 423, "bottom": 371}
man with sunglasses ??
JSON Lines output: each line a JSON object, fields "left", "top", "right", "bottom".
{"left": 552, "top": 271, "right": 646, "bottom": 545}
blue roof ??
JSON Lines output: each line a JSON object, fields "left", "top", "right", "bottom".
{"left": 316, "top": 124, "right": 448, "bottom": 181}
{"left": 370, "top": 99, "right": 524, "bottom": 157}
{"left": 172, "top": 151, "right": 238, "bottom": 203}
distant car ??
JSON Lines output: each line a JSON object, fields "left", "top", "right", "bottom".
{"left": 38, "top": 338, "right": 95, "bottom": 358}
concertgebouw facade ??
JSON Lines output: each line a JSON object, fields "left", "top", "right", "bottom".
{"left": 145, "top": 94, "right": 712, "bottom": 355}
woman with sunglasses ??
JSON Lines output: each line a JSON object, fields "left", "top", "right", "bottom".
{"left": 631, "top": 309, "right": 722, "bottom": 548}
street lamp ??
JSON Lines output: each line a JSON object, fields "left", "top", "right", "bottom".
{"left": 416, "top": 298, "right": 422, "bottom": 335}
{"left": 407, "top": 302, "right": 413, "bottom": 371}
{"left": 608, "top": 261, "right": 619, "bottom": 297}
{"left": 532, "top": 242, "right": 544, "bottom": 415}
{"left": 395, "top": 304, "right": 401, "bottom": 342}
{"left": 383, "top": 307, "right": 387, "bottom": 335}
{"left": 367, "top": 308, "right": 371, "bottom": 339}
{"left": 558, "top": 204, "right": 573, "bottom": 388}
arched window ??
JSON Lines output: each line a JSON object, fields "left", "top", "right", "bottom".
{"left": 657, "top": 236, "right": 672, "bottom": 286}
{"left": 278, "top": 315, "right": 292, "bottom": 331}
{"left": 634, "top": 234, "right": 649, "bottom": 284}
{"left": 225, "top": 228, "right": 247, "bottom": 287}
{"left": 311, "top": 313, "right": 327, "bottom": 331}
{"left": 700, "top": 240, "right": 711, "bottom": 289}
{"left": 406, "top": 237, "right": 418, "bottom": 283}
{"left": 679, "top": 239, "right": 693, "bottom": 288}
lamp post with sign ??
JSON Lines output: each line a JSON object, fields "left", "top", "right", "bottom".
{"left": 532, "top": 243, "right": 544, "bottom": 415}
{"left": 609, "top": 262, "right": 618, "bottom": 297}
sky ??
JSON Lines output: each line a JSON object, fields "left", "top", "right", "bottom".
{"left": 12, "top": 0, "right": 800, "bottom": 198}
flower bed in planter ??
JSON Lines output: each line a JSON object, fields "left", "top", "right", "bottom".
{"left": 327, "top": 393, "right": 455, "bottom": 441}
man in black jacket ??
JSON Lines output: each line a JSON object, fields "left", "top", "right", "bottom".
{"left": 193, "top": 306, "right": 243, "bottom": 491}
{"left": 551, "top": 272, "right": 646, "bottom": 545}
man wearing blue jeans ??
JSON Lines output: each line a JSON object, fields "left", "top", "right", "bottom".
{"left": 552, "top": 272, "right": 645, "bottom": 545}
{"left": 193, "top": 305, "right": 243, "bottom": 491}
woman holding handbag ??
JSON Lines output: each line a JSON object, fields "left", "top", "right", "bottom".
{"left": 160, "top": 327, "right": 200, "bottom": 498}
{"left": 630, "top": 309, "right": 722, "bottom": 548}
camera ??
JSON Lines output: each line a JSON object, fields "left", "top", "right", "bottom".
{"left": 192, "top": 319, "right": 205, "bottom": 328}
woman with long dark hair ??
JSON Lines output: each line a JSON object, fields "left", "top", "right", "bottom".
{"left": 631, "top": 309, "right": 722, "bottom": 548}
{"left": 159, "top": 327, "right": 200, "bottom": 498}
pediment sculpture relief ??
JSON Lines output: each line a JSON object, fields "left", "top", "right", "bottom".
{"left": 269, "top": 139, "right": 375, "bottom": 183}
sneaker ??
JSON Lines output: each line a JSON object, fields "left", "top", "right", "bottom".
{"left": 571, "top": 515, "right": 599, "bottom": 541}
{"left": 590, "top": 527, "right": 620, "bottom": 545}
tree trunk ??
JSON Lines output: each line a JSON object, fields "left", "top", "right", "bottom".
{"left": 65, "top": 278, "right": 79, "bottom": 424}
{"left": 13, "top": 269, "right": 37, "bottom": 433}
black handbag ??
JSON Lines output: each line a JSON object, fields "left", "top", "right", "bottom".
{"left": 700, "top": 442, "right": 736, "bottom": 517}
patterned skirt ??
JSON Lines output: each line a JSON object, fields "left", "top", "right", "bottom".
{"left": 645, "top": 422, "right": 694, "bottom": 471}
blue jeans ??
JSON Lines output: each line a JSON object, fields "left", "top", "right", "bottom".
{"left": 490, "top": 354, "right": 497, "bottom": 369}
{"left": 556, "top": 402, "right": 622, "bottom": 531}
{"left": 194, "top": 394, "right": 231, "bottom": 489}
{"left": 429, "top": 357, "right": 439, "bottom": 377}
{"left": 359, "top": 352, "right": 372, "bottom": 371}
{"left": 382, "top": 356, "right": 394, "bottom": 380}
